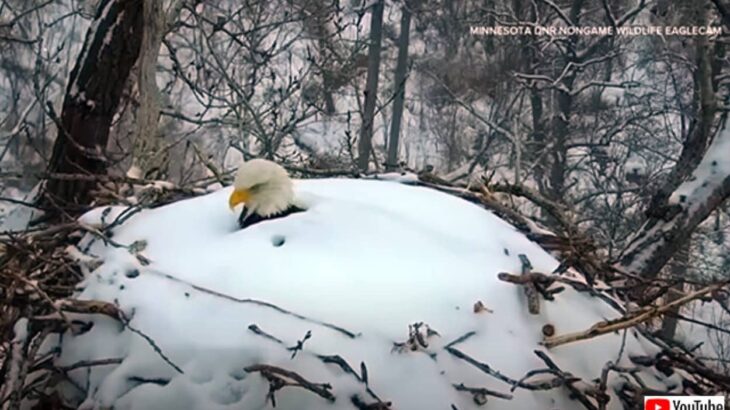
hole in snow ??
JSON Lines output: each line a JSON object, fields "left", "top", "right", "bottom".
{"left": 189, "top": 368, "right": 213, "bottom": 384}
{"left": 125, "top": 269, "right": 140, "bottom": 279}
{"left": 271, "top": 235, "right": 286, "bottom": 247}
{"left": 229, "top": 368, "right": 246, "bottom": 380}
{"left": 210, "top": 383, "right": 244, "bottom": 405}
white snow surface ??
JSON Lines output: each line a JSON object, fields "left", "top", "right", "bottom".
{"left": 50, "top": 179, "right": 675, "bottom": 409}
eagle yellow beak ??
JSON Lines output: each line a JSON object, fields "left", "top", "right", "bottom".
{"left": 229, "top": 188, "right": 251, "bottom": 210}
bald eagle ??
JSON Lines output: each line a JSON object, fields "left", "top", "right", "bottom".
{"left": 228, "top": 159, "right": 305, "bottom": 229}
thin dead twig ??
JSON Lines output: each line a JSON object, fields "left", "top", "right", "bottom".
{"left": 534, "top": 350, "right": 597, "bottom": 410}
{"left": 244, "top": 364, "right": 335, "bottom": 405}
{"left": 453, "top": 383, "right": 513, "bottom": 405}
{"left": 445, "top": 346, "right": 574, "bottom": 391}
{"left": 58, "top": 358, "right": 124, "bottom": 373}
{"left": 351, "top": 394, "right": 392, "bottom": 409}
{"left": 147, "top": 268, "right": 359, "bottom": 339}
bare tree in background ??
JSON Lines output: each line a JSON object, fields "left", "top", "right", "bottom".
{"left": 0, "top": 1, "right": 88, "bottom": 208}
{"left": 386, "top": 0, "right": 413, "bottom": 171}
{"left": 130, "top": 0, "right": 167, "bottom": 179}
{"left": 357, "top": 0, "right": 384, "bottom": 171}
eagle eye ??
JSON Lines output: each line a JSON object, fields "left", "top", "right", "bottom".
{"left": 249, "top": 183, "right": 263, "bottom": 193}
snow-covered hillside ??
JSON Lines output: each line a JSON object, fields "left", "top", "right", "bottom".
{"left": 43, "top": 179, "right": 676, "bottom": 409}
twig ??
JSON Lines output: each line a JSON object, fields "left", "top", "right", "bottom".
{"left": 12, "top": 274, "right": 72, "bottom": 328}
{"left": 244, "top": 364, "right": 335, "bottom": 405}
{"left": 444, "top": 331, "right": 477, "bottom": 349}
{"left": 511, "top": 368, "right": 570, "bottom": 392}
{"left": 445, "top": 346, "right": 572, "bottom": 391}
{"left": 596, "top": 361, "right": 615, "bottom": 410}
{"left": 453, "top": 383, "right": 513, "bottom": 404}
{"left": 58, "top": 358, "right": 124, "bottom": 372}
{"left": 317, "top": 354, "right": 362, "bottom": 381}
{"left": 519, "top": 254, "right": 540, "bottom": 314}
{"left": 534, "top": 350, "right": 597, "bottom": 410}
{"left": 351, "top": 394, "right": 392, "bottom": 409}
{"left": 247, "top": 324, "right": 285, "bottom": 344}
{"left": 3, "top": 327, "right": 51, "bottom": 410}
{"left": 316, "top": 355, "right": 384, "bottom": 403}
{"left": 119, "top": 312, "right": 184, "bottom": 375}
{"left": 490, "top": 182, "right": 572, "bottom": 233}
{"left": 54, "top": 299, "right": 183, "bottom": 374}
{"left": 287, "top": 330, "right": 312, "bottom": 359}
{"left": 147, "top": 268, "right": 359, "bottom": 338}
{"left": 54, "top": 299, "right": 123, "bottom": 321}
{"left": 189, "top": 142, "right": 226, "bottom": 185}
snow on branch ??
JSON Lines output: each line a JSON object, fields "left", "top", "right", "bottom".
{"left": 619, "top": 118, "right": 730, "bottom": 279}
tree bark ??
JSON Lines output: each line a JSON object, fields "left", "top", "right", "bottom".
{"left": 131, "top": 0, "right": 166, "bottom": 179}
{"left": 40, "top": 0, "right": 144, "bottom": 217}
{"left": 659, "top": 242, "right": 690, "bottom": 341}
{"left": 385, "top": 1, "right": 412, "bottom": 171}
{"left": 356, "top": 0, "right": 384, "bottom": 172}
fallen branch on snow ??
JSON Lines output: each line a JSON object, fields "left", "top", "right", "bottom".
{"left": 244, "top": 364, "right": 335, "bottom": 405}
{"left": 452, "top": 383, "right": 513, "bottom": 405}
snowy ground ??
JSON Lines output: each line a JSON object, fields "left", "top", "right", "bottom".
{"left": 37, "top": 178, "right": 678, "bottom": 409}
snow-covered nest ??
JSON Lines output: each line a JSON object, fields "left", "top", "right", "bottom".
{"left": 43, "top": 179, "right": 680, "bottom": 409}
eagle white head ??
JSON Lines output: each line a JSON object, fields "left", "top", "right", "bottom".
{"left": 229, "top": 159, "right": 295, "bottom": 217}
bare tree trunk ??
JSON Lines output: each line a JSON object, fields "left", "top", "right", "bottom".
{"left": 618, "top": 117, "right": 729, "bottom": 279}
{"left": 131, "top": 0, "right": 166, "bottom": 179}
{"left": 385, "top": 1, "right": 412, "bottom": 171}
{"left": 619, "top": 4, "right": 720, "bottom": 279}
{"left": 356, "top": 0, "right": 384, "bottom": 172}
{"left": 644, "top": 14, "right": 717, "bottom": 217}
{"left": 40, "top": 0, "right": 144, "bottom": 218}
{"left": 659, "top": 242, "right": 690, "bottom": 340}
{"left": 548, "top": 82, "right": 572, "bottom": 200}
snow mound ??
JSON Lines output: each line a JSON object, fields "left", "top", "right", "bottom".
{"left": 50, "top": 179, "right": 673, "bottom": 409}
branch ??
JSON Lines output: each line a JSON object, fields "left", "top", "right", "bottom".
{"left": 534, "top": 350, "right": 598, "bottom": 410}
{"left": 452, "top": 383, "right": 513, "bottom": 404}
{"left": 244, "top": 364, "right": 335, "bottom": 405}
{"left": 543, "top": 282, "right": 728, "bottom": 348}
{"left": 490, "top": 182, "right": 572, "bottom": 233}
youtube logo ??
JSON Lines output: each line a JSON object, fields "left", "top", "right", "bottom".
{"left": 645, "top": 398, "right": 670, "bottom": 410}
{"left": 644, "top": 396, "right": 725, "bottom": 410}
